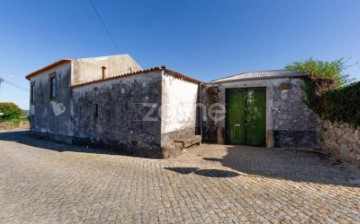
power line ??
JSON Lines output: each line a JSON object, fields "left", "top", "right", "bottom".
{"left": 89, "top": 0, "right": 122, "bottom": 54}
{"left": 0, "top": 77, "right": 29, "bottom": 92}
{"left": 4, "top": 81, "right": 29, "bottom": 92}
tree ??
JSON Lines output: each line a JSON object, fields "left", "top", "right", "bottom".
{"left": 285, "top": 58, "right": 349, "bottom": 88}
{"left": 0, "top": 102, "right": 22, "bottom": 122}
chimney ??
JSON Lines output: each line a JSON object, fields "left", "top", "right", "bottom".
{"left": 101, "top": 66, "right": 107, "bottom": 79}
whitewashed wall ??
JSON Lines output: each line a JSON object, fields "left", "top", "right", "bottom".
{"left": 161, "top": 72, "right": 198, "bottom": 145}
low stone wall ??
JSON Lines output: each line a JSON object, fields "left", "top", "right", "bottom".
{"left": 0, "top": 122, "right": 17, "bottom": 130}
{"left": 161, "top": 127, "right": 195, "bottom": 146}
{"left": 19, "top": 121, "right": 30, "bottom": 129}
{"left": 0, "top": 121, "right": 30, "bottom": 130}
{"left": 321, "top": 121, "right": 360, "bottom": 166}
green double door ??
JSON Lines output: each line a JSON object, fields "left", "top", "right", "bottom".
{"left": 225, "top": 88, "right": 266, "bottom": 146}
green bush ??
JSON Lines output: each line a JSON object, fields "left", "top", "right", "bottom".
{"left": 286, "top": 58, "right": 360, "bottom": 128}
{"left": 318, "top": 82, "right": 360, "bottom": 127}
{"left": 0, "top": 102, "right": 22, "bottom": 122}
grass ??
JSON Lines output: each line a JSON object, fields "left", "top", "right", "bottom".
{"left": 1, "top": 115, "right": 28, "bottom": 125}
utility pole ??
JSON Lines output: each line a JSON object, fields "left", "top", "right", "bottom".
{"left": 0, "top": 76, "right": 3, "bottom": 100}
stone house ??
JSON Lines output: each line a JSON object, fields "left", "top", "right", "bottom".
{"left": 26, "top": 55, "right": 200, "bottom": 158}
{"left": 26, "top": 55, "right": 320, "bottom": 158}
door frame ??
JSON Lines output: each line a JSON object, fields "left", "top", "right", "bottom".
{"left": 225, "top": 87, "right": 267, "bottom": 146}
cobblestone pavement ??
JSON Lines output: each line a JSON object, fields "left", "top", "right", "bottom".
{"left": 0, "top": 129, "right": 360, "bottom": 223}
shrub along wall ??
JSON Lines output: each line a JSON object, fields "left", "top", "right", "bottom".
{"left": 316, "top": 82, "right": 360, "bottom": 166}
{"left": 316, "top": 82, "right": 360, "bottom": 128}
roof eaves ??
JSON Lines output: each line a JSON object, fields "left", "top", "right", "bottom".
{"left": 212, "top": 74, "right": 308, "bottom": 83}
{"left": 71, "top": 66, "right": 201, "bottom": 88}
{"left": 71, "top": 66, "right": 165, "bottom": 88}
{"left": 25, "top": 58, "right": 72, "bottom": 80}
{"left": 164, "top": 69, "right": 201, "bottom": 84}
{"left": 210, "top": 69, "right": 287, "bottom": 83}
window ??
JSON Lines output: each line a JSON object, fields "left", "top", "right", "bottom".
{"left": 30, "top": 82, "right": 35, "bottom": 103}
{"left": 94, "top": 104, "right": 99, "bottom": 119}
{"left": 49, "top": 76, "right": 56, "bottom": 99}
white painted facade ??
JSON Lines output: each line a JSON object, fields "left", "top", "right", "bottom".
{"left": 161, "top": 72, "right": 198, "bottom": 135}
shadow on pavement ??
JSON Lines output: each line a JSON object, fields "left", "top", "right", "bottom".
{"left": 165, "top": 167, "right": 199, "bottom": 174}
{"left": 164, "top": 167, "right": 239, "bottom": 178}
{"left": 0, "top": 129, "right": 153, "bottom": 158}
{"left": 201, "top": 145, "right": 360, "bottom": 187}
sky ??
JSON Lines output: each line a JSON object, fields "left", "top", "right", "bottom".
{"left": 0, "top": 0, "right": 359, "bottom": 109}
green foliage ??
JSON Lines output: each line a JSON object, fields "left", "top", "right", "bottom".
{"left": 286, "top": 58, "right": 359, "bottom": 127}
{"left": 285, "top": 58, "right": 349, "bottom": 88}
{"left": 0, "top": 102, "right": 22, "bottom": 122}
{"left": 317, "top": 82, "right": 360, "bottom": 127}
{"left": 8, "top": 115, "right": 29, "bottom": 125}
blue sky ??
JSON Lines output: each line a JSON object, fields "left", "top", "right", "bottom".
{"left": 1, "top": 0, "right": 359, "bottom": 109}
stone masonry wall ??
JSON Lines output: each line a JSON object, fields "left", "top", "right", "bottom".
{"left": 72, "top": 71, "right": 162, "bottom": 158}
{"left": 198, "top": 84, "right": 225, "bottom": 143}
{"left": 271, "top": 79, "right": 320, "bottom": 148}
{"left": 321, "top": 120, "right": 360, "bottom": 166}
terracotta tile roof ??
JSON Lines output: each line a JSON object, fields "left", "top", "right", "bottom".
{"left": 164, "top": 68, "right": 201, "bottom": 84}
{"left": 25, "top": 58, "right": 72, "bottom": 80}
{"left": 71, "top": 66, "right": 201, "bottom": 88}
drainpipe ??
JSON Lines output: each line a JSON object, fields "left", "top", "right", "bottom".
{"left": 101, "top": 66, "right": 107, "bottom": 79}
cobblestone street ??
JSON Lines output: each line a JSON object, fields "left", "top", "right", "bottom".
{"left": 1, "top": 129, "right": 360, "bottom": 223}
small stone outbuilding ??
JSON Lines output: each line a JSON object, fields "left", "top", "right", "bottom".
{"left": 199, "top": 70, "right": 320, "bottom": 148}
